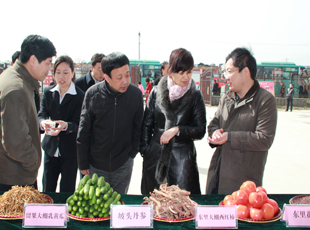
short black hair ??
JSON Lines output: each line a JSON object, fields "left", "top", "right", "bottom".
{"left": 168, "top": 48, "right": 194, "bottom": 75}
{"left": 53, "top": 55, "right": 76, "bottom": 83}
{"left": 225, "top": 48, "right": 257, "bottom": 80}
{"left": 91, "top": 53, "right": 105, "bottom": 67}
{"left": 19, "top": 34, "right": 56, "bottom": 64}
{"left": 101, "top": 52, "right": 129, "bottom": 78}
{"left": 12, "top": 51, "right": 21, "bottom": 63}
{"left": 160, "top": 61, "right": 168, "bottom": 75}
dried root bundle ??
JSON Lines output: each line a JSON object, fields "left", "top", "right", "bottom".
{"left": 143, "top": 183, "right": 196, "bottom": 219}
{"left": 0, "top": 185, "right": 50, "bottom": 216}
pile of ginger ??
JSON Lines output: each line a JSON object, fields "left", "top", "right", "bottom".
{"left": 143, "top": 183, "right": 196, "bottom": 219}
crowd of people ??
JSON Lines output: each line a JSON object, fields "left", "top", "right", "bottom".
{"left": 0, "top": 34, "right": 278, "bottom": 195}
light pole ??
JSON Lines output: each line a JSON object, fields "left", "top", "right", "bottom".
{"left": 138, "top": 32, "right": 141, "bottom": 60}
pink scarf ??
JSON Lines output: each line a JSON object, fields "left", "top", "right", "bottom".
{"left": 167, "top": 76, "right": 192, "bottom": 102}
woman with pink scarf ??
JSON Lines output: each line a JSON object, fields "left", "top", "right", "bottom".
{"left": 140, "top": 48, "right": 206, "bottom": 194}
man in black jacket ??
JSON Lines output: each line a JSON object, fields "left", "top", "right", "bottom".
{"left": 75, "top": 53, "right": 105, "bottom": 92}
{"left": 77, "top": 52, "right": 144, "bottom": 194}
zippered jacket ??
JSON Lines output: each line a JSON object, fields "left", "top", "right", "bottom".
{"left": 0, "top": 61, "right": 41, "bottom": 186}
{"left": 77, "top": 81, "right": 144, "bottom": 172}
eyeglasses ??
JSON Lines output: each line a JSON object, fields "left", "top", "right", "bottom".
{"left": 224, "top": 69, "right": 238, "bottom": 78}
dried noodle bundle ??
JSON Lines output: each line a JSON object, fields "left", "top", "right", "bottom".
{"left": 143, "top": 183, "right": 196, "bottom": 219}
{"left": 0, "top": 185, "right": 50, "bottom": 216}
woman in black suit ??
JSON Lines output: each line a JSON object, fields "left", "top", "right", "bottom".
{"left": 38, "top": 55, "right": 84, "bottom": 192}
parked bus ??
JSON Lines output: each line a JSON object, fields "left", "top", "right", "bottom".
{"left": 256, "top": 62, "right": 309, "bottom": 98}
{"left": 129, "top": 60, "right": 161, "bottom": 88}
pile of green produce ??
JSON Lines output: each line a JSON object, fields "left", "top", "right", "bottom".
{"left": 66, "top": 173, "right": 121, "bottom": 218}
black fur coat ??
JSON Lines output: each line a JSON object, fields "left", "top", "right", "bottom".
{"left": 140, "top": 76, "right": 206, "bottom": 194}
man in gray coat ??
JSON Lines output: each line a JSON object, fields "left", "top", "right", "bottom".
{"left": 206, "top": 48, "right": 277, "bottom": 194}
{"left": 0, "top": 35, "right": 56, "bottom": 191}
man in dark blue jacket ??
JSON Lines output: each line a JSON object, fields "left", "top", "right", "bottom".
{"left": 75, "top": 53, "right": 105, "bottom": 92}
{"left": 77, "top": 52, "right": 144, "bottom": 194}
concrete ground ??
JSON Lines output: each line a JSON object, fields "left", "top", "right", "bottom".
{"left": 37, "top": 106, "right": 310, "bottom": 195}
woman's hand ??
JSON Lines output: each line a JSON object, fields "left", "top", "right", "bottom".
{"left": 50, "top": 120, "right": 68, "bottom": 136}
{"left": 41, "top": 120, "right": 56, "bottom": 135}
{"left": 160, "top": 126, "right": 179, "bottom": 145}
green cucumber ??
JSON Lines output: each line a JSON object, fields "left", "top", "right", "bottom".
{"left": 91, "top": 173, "right": 98, "bottom": 185}
{"left": 104, "top": 197, "right": 114, "bottom": 209}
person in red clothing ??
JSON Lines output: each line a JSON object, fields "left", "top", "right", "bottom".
{"left": 145, "top": 77, "right": 152, "bottom": 103}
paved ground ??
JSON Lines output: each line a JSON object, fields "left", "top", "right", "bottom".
{"left": 37, "top": 106, "right": 310, "bottom": 195}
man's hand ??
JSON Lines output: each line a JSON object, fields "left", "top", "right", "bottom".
{"left": 160, "top": 126, "right": 179, "bottom": 145}
{"left": 81, "top": 169, "right": 89, "bottom": 175}
{"left": 208, "top": 128, "right": 228, "bottom": 145}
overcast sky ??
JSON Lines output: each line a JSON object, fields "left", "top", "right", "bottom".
{"left": 1, "top": 0, "right": 310, "bottom": 66}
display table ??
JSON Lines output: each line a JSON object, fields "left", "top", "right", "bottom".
{"left": 0, "top": 192, "right": 306, "bottom": 229}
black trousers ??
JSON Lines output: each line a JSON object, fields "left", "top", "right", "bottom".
{"left": 0, "top": 181, "right": 37, "bottom": 192}
{"left": 286, "top": 98, "right": 293, "bottom": 111}
{"left": 43, "top": 153, "right": 77, "bottom": 193}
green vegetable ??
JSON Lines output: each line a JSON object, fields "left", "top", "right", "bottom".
{"left": 92, "top": 173, "right": 98, "bottom": 185}
{"left": 95, "top": 187, "right": 101, "bottom": 197}
{"left": 89, "top": 185, "right": 95, "bottom": 199}
{"left": 82, "top": 200, "right": 87, "bottom": 207}
{"left": 97, "top": 176, "right": 105, "bottom": 187}
{"left": 104, "top": 197, "right": 114, "bottom": 209}
{"left": 83, "top": 184, "right": 90, "bottom": 196}
{"left": 91, "top": 192, "right": 97, "bottom": 204}
{"left": 113, "top": 194, "right": 121, "bottom": 203}
{"left": 66, "top": 195, "right": 74, "bottom": 204}
{"left": 111, "top": 191, "right": 117, "bottom": 200}
{"left": 72, "top": 206, "right": 78, "bottom": 212}
{"left": 96, "top": 195, "right": 103, "bottom": 205}
{"left": 101, "top": 207, "right": 108, "bottom": 213}
{"left": 73, "top": 194, "right": 78, "bottom": 201}
{"left": 93, "top": 211, "right": 99, "bottom": 216}
{"left": 79, "top": 207, "right": 84, "bottom": 215}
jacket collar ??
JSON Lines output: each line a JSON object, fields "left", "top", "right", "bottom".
{"left": 85, "top": 70, "right": 95, "bottom": 84}
{"left": 15, "top": 60, "right": 41, "bottom": 93}
{"left": 227, "top": 80, "right": 260, "bottom": 109}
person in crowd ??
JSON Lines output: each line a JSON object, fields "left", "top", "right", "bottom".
{"left": 206, "top": 47, "right": 277, "bottom": 194}
{"left": 280, "top": 82, "right": 286, "bottom": 98}
{"left": 286, "top": 83, "right": 294, "bottom": 112}
{"left": 38, "top": 56, "right": 84, "bottom": 193}
{"left": 77, "top": 52, "right": 144, "bottom": 194}
{"left": 140, "top": 48, "right": 206, "bottom": 194}
{"left": 11, "top": 51, "right": 21, "bottom": 65}
{"left": 75, "top": 53, "right": 105, "bottom": 179}
{"left": 154, "top": 61, "right": 168, "bottom": 86}
{"left": 145, "top": 77, "right": 152, "bottom": 104}
{"left": 212, "top": 80, "right": 219, "bottom": 96}
{"left": 75, "top": 53, "right": 105, "bottom": 92}
{"left": 138, "top": 81, "right": 145, "bottom": 96}
{"left": 0, "top": 34, "right": 56, "bottom": 191}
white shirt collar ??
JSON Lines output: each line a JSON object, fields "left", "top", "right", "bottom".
{"left": 50, "top": 81, "right": 77, "bottom": 104}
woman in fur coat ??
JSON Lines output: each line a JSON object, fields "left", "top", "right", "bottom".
{"left": 140, "top": 48, "right": 206, "bottom": 194}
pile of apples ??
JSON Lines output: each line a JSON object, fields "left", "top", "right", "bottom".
{"left": 222, "top": 181, "right": 279, "bottom": 220}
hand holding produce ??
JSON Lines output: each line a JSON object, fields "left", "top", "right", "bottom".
{"left": 221, "top": 180, "right": 279, "bottom": 220}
